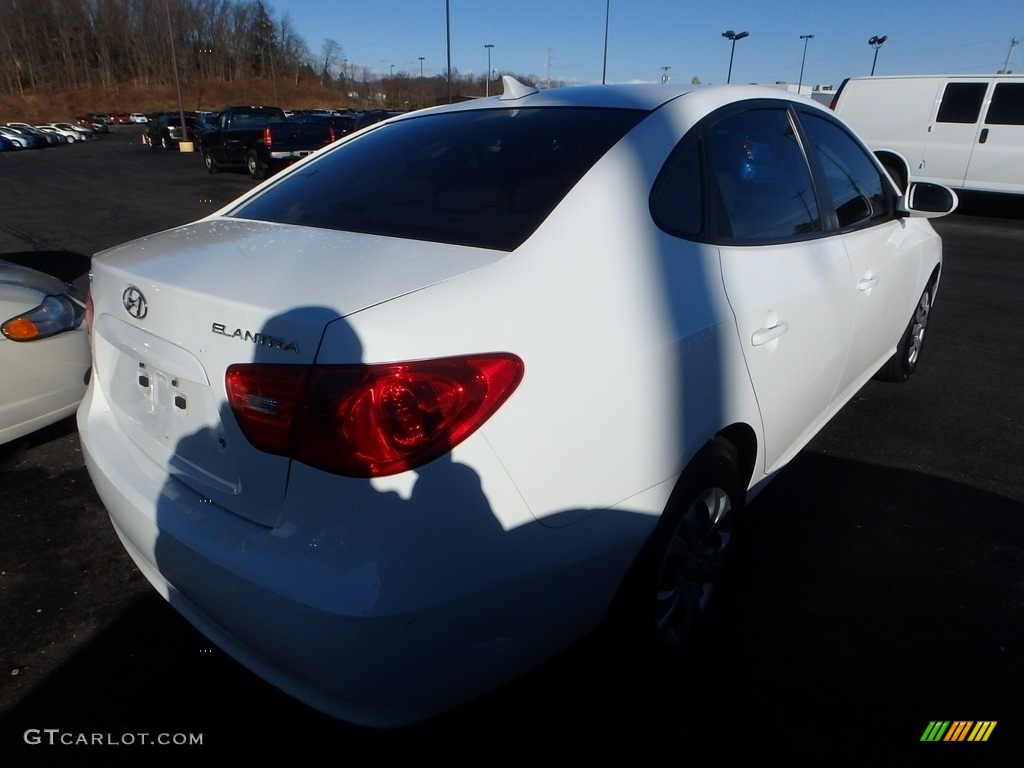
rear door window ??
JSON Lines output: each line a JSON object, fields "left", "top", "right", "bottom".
{"left": 704, "top": 107, "right": 821, "bottom": 243}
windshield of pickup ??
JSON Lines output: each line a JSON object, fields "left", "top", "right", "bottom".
{"left": 229, "top": 106, "right": 647, "bottom": 251}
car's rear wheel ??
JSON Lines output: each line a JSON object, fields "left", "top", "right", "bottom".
{"left": 246, "top": 150, "right": 266, "bottom": 180}
{"left": 616, "top": 437, "right": 742, "bottom": 649}
{"left": 875, "top": 282, "right": 933, "bottom": 382}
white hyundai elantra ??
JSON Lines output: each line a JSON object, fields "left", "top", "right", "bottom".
{"left": 78, "top": 78, "right": 956, "bottom": 727}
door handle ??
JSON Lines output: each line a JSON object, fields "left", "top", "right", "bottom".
{"left": 858, "top": 275, "right": 879, "bottom": 291}
{"left": 751, "top": 321, "right": 789, "bottom": 346}
{"left": 979, "top": 128, "right": 989, "bottom": 144}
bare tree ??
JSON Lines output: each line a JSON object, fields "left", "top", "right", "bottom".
{"left": 320, "top": 37, "right": 339, "bottom": 86}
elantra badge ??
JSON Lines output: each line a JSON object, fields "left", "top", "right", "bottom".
{"left": 212, "top": 322, "right": 299, "bottom": 353}
{"left": 122, "top": 287, "right": 147, "bottom": 319}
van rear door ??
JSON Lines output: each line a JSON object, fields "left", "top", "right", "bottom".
{"left": 963, "top": 81, "right": 1024, "bottom": 194}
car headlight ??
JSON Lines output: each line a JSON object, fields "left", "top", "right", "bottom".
{"left": 2, "top": 294, "right": 85, "bottom": 341}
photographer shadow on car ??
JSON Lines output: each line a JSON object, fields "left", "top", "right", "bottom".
{"left": 147, "top": 306, "right": 658, "bottom": 728}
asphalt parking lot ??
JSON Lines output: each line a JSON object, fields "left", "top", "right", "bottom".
{"left": 1, "top": 126, "right": 1022, "bottom": 766}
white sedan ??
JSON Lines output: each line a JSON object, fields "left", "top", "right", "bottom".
{"left": 35, "top": 124, "right": 81, "bottom": 143}
{"left": 1, "top": 261, "right": 90, "bottom": 445}
{"left": 78, "top": 79, "right": 956, "bottom": 727}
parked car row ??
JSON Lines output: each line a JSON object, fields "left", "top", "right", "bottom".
{"left": 0, "top": 121, "right": 103, "bottom": 149}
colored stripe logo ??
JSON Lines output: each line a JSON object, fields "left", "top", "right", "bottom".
{"left": 921, "top": 721, "right": 997, "bottom": 742}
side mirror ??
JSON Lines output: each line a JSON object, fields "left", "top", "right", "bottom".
{"left": 898, "top": 182, "right": 958, "bottom": 219}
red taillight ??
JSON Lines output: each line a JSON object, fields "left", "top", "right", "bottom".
{"left": 226, "top": 354, "right": 524, "bottom": 477}
{"left": 225, "top": 365, "right": 310, "bottom": 454}
{"left": 263, "top": 125, "right": 272, "bottom": 147}
{"left": 329, "top": 125, "right": 336, "bottom": 143}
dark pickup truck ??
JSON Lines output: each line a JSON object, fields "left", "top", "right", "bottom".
{"left": 199, "top": 106, "right": 337, "bottom": 179}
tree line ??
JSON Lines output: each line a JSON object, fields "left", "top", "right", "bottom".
{"left": 0, "top": 0, "right": 551, "bottom": 107}
{"left": 0, "top": 0, "right": 310, "bottom": 96}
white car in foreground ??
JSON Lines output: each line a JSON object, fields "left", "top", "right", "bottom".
{"left": 78, "top": 78, "right": 956, "bottom": 727}
{"left": 1, "top": 261, "right": 90, "bottom": 445}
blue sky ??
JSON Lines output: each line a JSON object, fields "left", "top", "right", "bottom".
{"left": 274, "top": 0, "right": 1023, "bottom": 88}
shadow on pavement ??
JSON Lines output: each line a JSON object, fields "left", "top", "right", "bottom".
{"left": 1, "top": 452, "right": 1020, "bottom": 766}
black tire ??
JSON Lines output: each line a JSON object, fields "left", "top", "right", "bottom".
{"left": 617, "top": 436, "right": 742, "bottom": 649}
{"left": 246, "top": 150, "right": 266, "bottom": 180}
{"left": 202, "top": 147, "right": 218, "bottom": 174}
{"left": 875, "top": 282, "right": 933, "bottom": 383}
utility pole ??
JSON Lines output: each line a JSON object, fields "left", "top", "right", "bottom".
{"left": 1001, "top": 37, "right": 1019, "bottom": 73}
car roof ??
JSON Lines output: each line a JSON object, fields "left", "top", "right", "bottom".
{"left": 389, "top": 78, "right": 821, "bottom": 122}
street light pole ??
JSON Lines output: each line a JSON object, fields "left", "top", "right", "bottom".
{"left": 419, "top": 57, "right": 425, "bottom": 78}
{"left": 446, "top": 0, "right": 452, "bottom": 103}
{"left": 722, "top": 30, "right": 749, "bottom": 84}
{"left": 798, "top": 34, "right": 814, "bottom": 95}
{"left": 602, "top": 0, "right": 610, "bottom": 85}
{"left": 869, "top": 35, "right": 888, "bottom": 76}
{"left": 484, "top": 44, "right": 494, "bottom": 96}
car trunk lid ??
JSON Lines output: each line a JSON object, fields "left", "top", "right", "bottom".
{"left": 88, "top": 218, "right": 502, "bottom": 526}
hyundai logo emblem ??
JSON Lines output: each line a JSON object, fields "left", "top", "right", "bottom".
{"left": 122, "top": 286, "right": 148, "bottom": 319}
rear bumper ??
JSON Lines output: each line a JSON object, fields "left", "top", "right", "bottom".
{"left": 77, "top": 374, "right": 640, "bottom": 726}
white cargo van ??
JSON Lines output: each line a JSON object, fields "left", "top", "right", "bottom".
{"left": 830, "top": 74, "right": 1024, "bottom": 194}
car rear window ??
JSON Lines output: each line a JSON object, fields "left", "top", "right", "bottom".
{"left": 230, "top": 107, "right": 647, "bottom": 251}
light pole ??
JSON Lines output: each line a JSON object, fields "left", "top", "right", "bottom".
{"left": 722, "top": 30, "right": 749, "bottom": 84}
{"left": 798, "top": 34, "right": 814, "bottom": 95}
{"left": 602, "top": 0, "right": 610, "bottom": 84}
{"left": 419, "top": 57, "right": 425, "bottom": 78}
{"left": 446, "top": 0, "right": 452, "bottom": 103}
{"left": 163, "top": 0, "right": 188, "bottom": 146}
{"left": 484, "top": 43, "right": 494, "bottom": 96}
{"left": 869, "top": 35, "right": 887, "bottom": 76}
